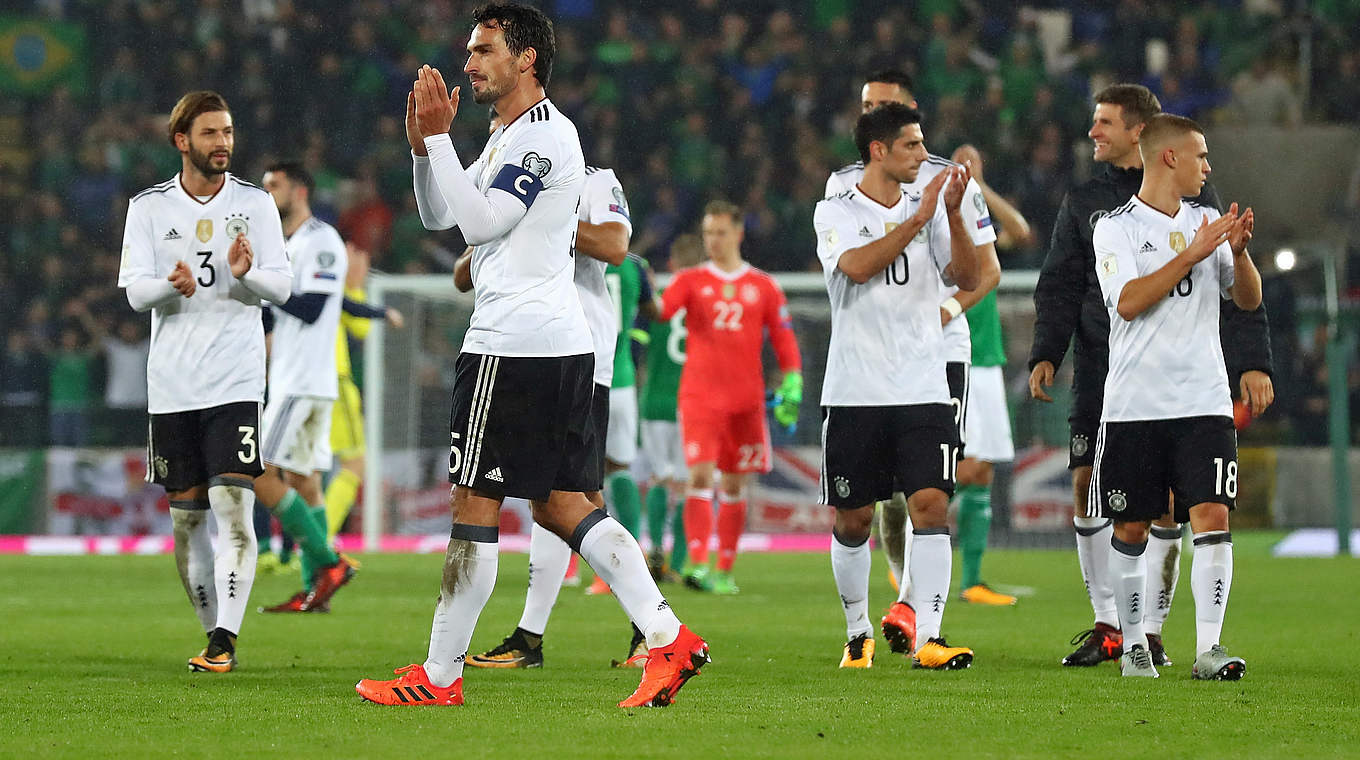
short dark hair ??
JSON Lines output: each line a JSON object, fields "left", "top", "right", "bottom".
{"left": 265, "top": 161, "right": 314, "bottom": 195}
{"left": 167, "top": 90, "right": 230, "bottom": 147}
{"left": 1094, "top": 83, "right": 1162, "bottom": 128}
{"left": 703, "top": 199, "right": 742, "bottom": 223}
{"left": 854, "top": 102, "right": 922, "bottom": 163}
{"left": 472, "top": 3, "right": 556, "bottom": 88}
{"left": 1138, "top": 113, "right": 1205, "bottom": 159}
{"left": 865, "top": 69, "right": 916, "bottom": 98}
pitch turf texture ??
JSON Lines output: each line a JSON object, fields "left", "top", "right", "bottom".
{"left": 2, "top": 533, "right": 1356, "bottom": 759}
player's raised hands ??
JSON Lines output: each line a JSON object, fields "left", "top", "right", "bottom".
{"left": 228, "top": 232, "right": 253, "bottom": 278}
{"left": 168, "top": 260, "right": 196, "bottom": 298}
{"left": 951, "top": 145, "right": 984, "bottom": 180}
{"left": 414, "top": 65, "right": 459, "bottom": 139}
{"left": 1228, "top": 204, "right": 1254, "bottom": 257}
{"left": 406, "top": 91, "right": 427, "bottom": 156}
{"left": 943, "top": 165, "right": 971, "bottom": 213}
{"left": 914, "top": 166, "right": 951, "bottom": 221}
{"left": 1185, "top": 210, "right": 1236, "bottom": 263}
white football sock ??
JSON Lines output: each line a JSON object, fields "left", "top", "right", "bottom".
{"left": 907, "top": 530, "right": 952, "bottom": 648}
{"left": 207, "top": 479, "right": 258, "bottom": 636}
{"left": 1191, "top": 531, "right": 1233, "bottom": 654}
{"left": 830, "top": 531, "right": 872, "bottom": 640}
{"left": 1110, "top": 537, "right": 1148, "bottom": 653}
{"left": 1143, "top": 524, "right": 1183, "bottom": 636}
{"left": 425, "top": 526, "right": 500, "bottom": 688}
{"left": 1075, "top": 516, "right": 1118, "bottom": 628}
{"left": 574, "top": 511, "right": 680, "bottom": 649}
{"left": 518, "top": 522, "right": 571, "bottom": 636}
{"left": 170, "top": 502, "right": 216, "bottom": 633}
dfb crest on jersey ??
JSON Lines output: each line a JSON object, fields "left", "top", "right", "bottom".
{"left": 196, "top": 219, "right": 213, "bottom": 243}
{"left": 834, "top": 476, "right": 850, "bottom": 499}
{"left": 225, "top": 216, "right": 249, "bottom": 238}
{"left": 1071, "top": 434, "right": 1089, "bottom": 458}
{"left": 1107, "top": 490, "right": 1128, "bottom": 512}
{"left": 1169, "top": 231, "right": 1187, "bottom": 253}
{"left": 741, "top": 284, "right": 759, "bottom": 304}
{"left": 521, "top": 152, "right": 552, "bottom": 178}
{"left": 1088, "top": 209, "right": 1107, "bottom": 228}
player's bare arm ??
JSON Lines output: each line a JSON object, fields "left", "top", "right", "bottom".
{"left": 1227, "top": 206, "right": 1262, "bottom": 311}
{"left": 952, "top": 144, "right": 1034, "bottom": 249}
{"left": 454, "top": 246, "right": 474, "bottom": 292}
{"left": 1114, "top": 210, "right": 1235, "bottom": 321}
{"left": 575, "top": 220, "right": 629, "bottom": 265}
{"left": 837, "top": 169, "right": 949, "bottom": 284}
{"left": 942, "top": 165, "right": 981, "bottom": 291}
{"left": 168, "top": 260, "right": 196, "bottom": 298}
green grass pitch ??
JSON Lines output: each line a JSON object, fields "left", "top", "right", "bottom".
{"left": 1, "top": 533, "right": 1356, "bottom": 759}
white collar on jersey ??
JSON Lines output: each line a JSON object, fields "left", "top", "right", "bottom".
{"left": 704, "top": 262, "right": 752, "bottom": 281}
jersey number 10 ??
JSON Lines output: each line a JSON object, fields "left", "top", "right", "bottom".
{"left": 884, "top": 253, "right": 910, "bottom": 286}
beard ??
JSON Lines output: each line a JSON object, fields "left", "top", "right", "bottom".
{"left": 188, "top": 143, "right": 231, "bottom": 176}
{"left": 471, "top": 76, "right": 509, "bottom": 104}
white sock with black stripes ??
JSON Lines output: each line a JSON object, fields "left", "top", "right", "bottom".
{"left": 1191, "top": 531, "right": 1233, "bottom": 654}
{"left": 830, "top": 530, "right": 872, "bottom": 640}
{"left": 1110, "top": 536, "right": 1148, "bottom": 655}
{"left": 1144, "top": 524, "right": 1183, "bottom": 636}
{"left": 171, "top": 502, "right": 216, "bottom": 633}
{"left": 518, "top": 522, "right": 570, "bottom": 636}
{"left": 573, "top": 510, "right": 680, "bottom": 649}
{"left": 425, "top": 525, "right": 500, "bottom": 688}
{"left": 1075, "top": 516, "right": 1118, "bottom": 628}
{"left": 907, "top": 530, "right": 952, "bottom": 648}
{"left": 207, "top": 478, "right": 258, "bottom": 636}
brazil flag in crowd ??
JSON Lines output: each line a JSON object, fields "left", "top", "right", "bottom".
{"left": 0, "top": 17, "right": 86, "bottom": 95}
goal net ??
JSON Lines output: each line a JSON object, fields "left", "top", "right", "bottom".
{"left": 360, "top": 271, "right": 1065, "bottom": 551}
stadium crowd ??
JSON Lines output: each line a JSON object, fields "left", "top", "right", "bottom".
{"left": 2, "top": 0, "right": 1358, "bottom": 447}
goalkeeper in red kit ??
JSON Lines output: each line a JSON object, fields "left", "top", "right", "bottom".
{"left": 658, "top": 200, "right": 802, "bottom": 594}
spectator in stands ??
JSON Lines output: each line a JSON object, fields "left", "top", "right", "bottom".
{"left": 1230, "top": 58, "right": 1303, "bottom": 127}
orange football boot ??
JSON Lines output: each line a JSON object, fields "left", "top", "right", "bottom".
{"left": 617, "top": 625, "right": 709, "bottom": 708}
{"left": 356, "top": 664, "right": 464, "bottom": 706}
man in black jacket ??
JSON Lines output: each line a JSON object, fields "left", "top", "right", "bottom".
{"left": 1027, "top": 84, "right": 1275, "bottom": 668}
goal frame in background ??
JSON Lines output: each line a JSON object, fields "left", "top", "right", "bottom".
{"left": 359, "top": 269, "right": 1041, "bottom": 551}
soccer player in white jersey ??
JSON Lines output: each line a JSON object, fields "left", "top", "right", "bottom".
{"left": 814, "top": 103, "right": 980, "bottom": 670}
{"left": 356, "top": 3, "right": 706, "bottom": 709}
{"left": 1091, "top": 114, "right": 1259, "bottom": 679}
{"left": 461, "top": 108, "right": 647, "bottom": 669}
{"left": 253, "top": 161, "right": 359, "bottom": 614}
{"left": 824, "top": 69, "right": 1009, "bottom": 623}
{"left": 118, "top": 91, "right": 292, "bottom": 672}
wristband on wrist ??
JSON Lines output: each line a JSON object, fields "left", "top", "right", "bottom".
{"left": 942, "top": 297, "right": 963, "bottom": 319}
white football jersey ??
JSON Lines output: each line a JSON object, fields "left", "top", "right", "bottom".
{"left": 415, "top": 98, "right": 591, "bottom": 357}
{"left": 118, "top": 173, "right": 290, "bottom": 414}
{"left": 1094, "top": 195, "right": 1236, "bottom": 421}
{"left": 575, "top": 166, "right": 633, "bottom": 386}
{"left": 826, "top": 156, "right": 996, "bottom": 363}
{"left": 814, "top": 185, "right": 955, "bottom": 406}
{"left": 268, "top": 216, "right": 347, "bottom": 399}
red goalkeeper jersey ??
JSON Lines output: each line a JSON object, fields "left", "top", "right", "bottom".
{"left": 659, "top": 262, "right": 801, "bottom": 413}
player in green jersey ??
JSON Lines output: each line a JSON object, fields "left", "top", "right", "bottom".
{"left": 638, "top": 234, "right": 705, "bottom": 580}
{"left": 951, "top": 144, "right": 1034, "bottom": 605}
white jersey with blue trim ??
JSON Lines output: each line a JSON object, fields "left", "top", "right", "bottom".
{"left": 575, "top": 166, "right": 633, "bottom": 386}
{"left": 416, "top": 98, "right": 591, "bottom": 358}
{"left": 269, "top": 216, "right": 347, "bottom": 400}
{"left": 825, "top": 156, "right": 996, "bottom": 363}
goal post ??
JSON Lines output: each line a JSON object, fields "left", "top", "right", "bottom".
{"left": 359, "top": 269, "right": 1045, "bottom": 550}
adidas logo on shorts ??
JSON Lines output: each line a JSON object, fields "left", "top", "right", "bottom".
{"left": 484, "top": 467, "right": 503, "bottom": 483}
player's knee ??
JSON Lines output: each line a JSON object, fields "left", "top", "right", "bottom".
{"left": 1111, "top": 520, "right": 1150, "bottom": 544}
{"left": 956, "top": 458, "right": 993, "bottom": 487}
{"left": 834, "top": 505, "right": 875, "bottom": 543}
{"left": 907, "top": 489, "right": 950, "bottom": 528}
{"left": 1186, "top": 502, "right": 1230, "bottom": 533}
{"left": 688, "top": 467, "right": 715, "bottom": 491}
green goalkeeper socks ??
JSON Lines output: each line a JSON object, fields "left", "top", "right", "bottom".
{"left": 606, "top": 470, "right": 642, "bottom": 538}
{"left": 957, "top": 484, "right": 993, "bottom": 589}
{"left": 273, "top": 489, "right": 339, "bottom": 578}
{"left": 645, "top": 485, "right": 669, "bottom": 551}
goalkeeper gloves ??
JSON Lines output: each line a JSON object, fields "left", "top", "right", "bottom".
{"left": 772, "top": 371, "right": 803, "bottom": 432}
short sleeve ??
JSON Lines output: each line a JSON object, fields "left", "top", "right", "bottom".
{"left": 297, "top": 228, "right": 347, "bottom": 295}
{"left": 1093, "top": 217, "right": 1137, "bottom": 309}
{"left": 583, "top": 169, "right": 632, "bottom": 236}
{"left": 813, "top": 200, "right": 861, "bottom": 277}
{"left": 117, "top": 199, "right": 157, "bottom": 288}
{"left": 824, "top": 170, "right": 849, "bottom": 199}
{"left": 959, "top": 177, "right": 997, "bottom": 246}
